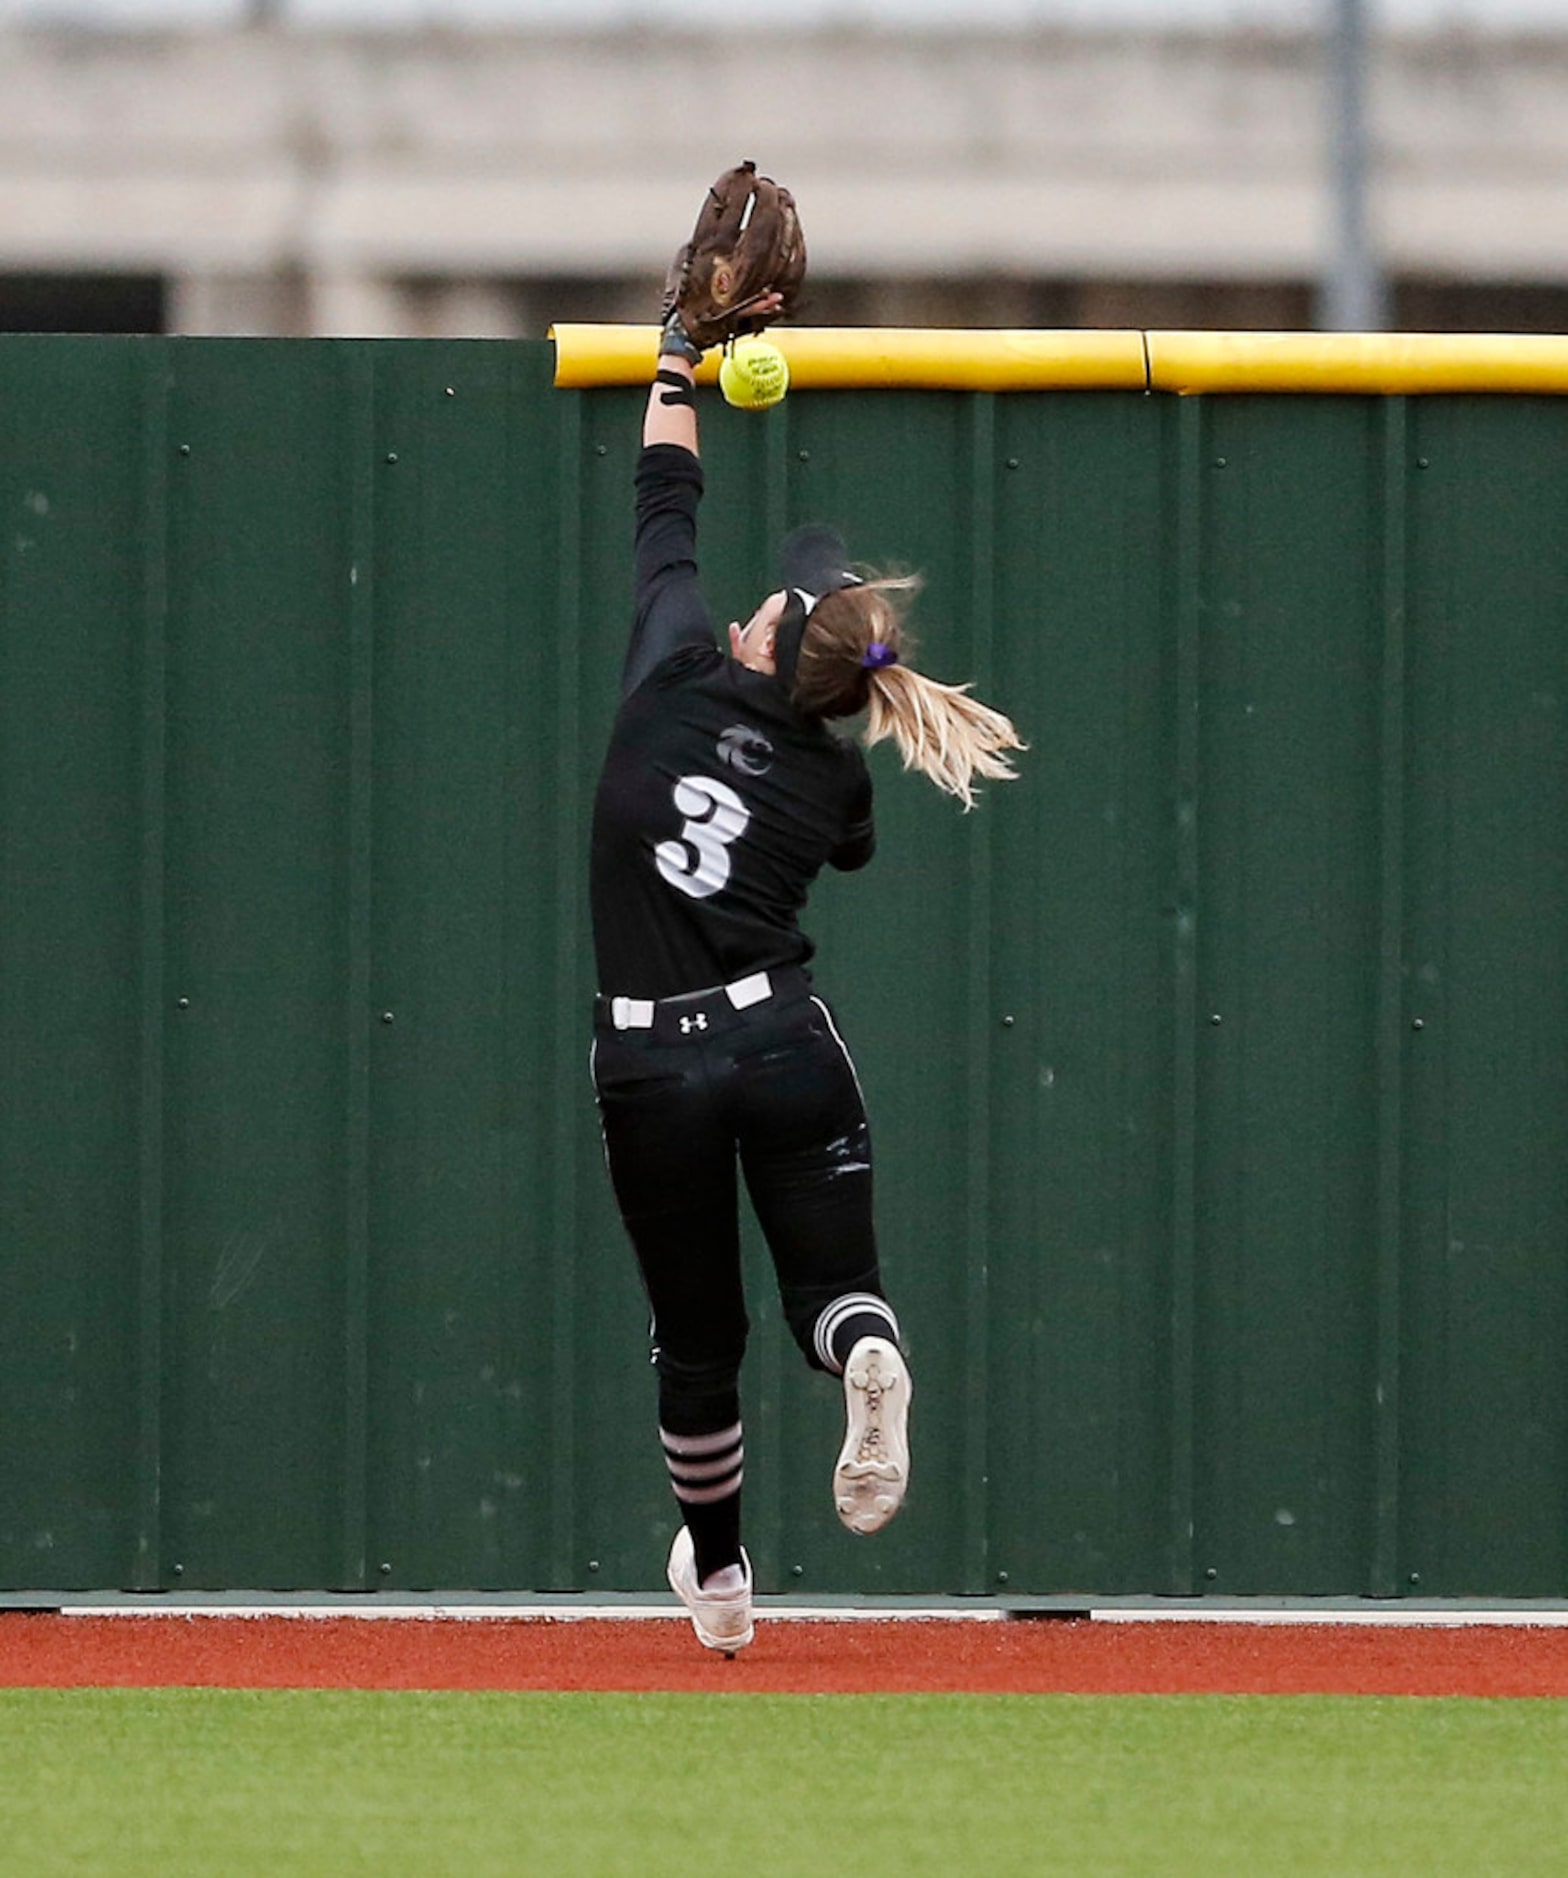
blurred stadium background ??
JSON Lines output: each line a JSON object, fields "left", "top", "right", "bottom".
{"left": 1, "top": 0, "right": 1565, "bottom": 339}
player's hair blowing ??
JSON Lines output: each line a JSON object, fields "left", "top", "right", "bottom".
{"left": 791, "top": 575, "right": 1025, "bottom": 811}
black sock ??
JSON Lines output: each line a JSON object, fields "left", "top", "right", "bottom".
{"left": 660, "top": 1416, "right": 744, "bottom": 1583}
{"left": 813, "top": 1293, "right": 902, "bottom": 1374}
{"left": 685, "top": 1484, "right": 743, "bottom": 1585}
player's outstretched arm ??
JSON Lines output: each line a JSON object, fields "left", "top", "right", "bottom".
{"left": 643, "top": 287, "right": 782, "bottom": 457}
{"left": 644, "top": 350, "right": 699, "bottom": 455}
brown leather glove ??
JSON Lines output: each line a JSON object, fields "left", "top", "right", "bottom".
{"left": 660, "top": 160, "right": 806, "bottom": 358}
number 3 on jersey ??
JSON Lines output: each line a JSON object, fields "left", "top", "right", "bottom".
{"left": 656, "top": 774, "right": 750, "bottom": 901}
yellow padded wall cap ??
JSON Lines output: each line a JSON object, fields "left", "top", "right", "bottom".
{"left": 1146, "top": 331, "right": 1568, "bottom": 395}
{"left": 551, "top": 323, "right": 1568, "bottom": 395}
{"left": 550, "top": 324, "right": 1148, "bottom": 392}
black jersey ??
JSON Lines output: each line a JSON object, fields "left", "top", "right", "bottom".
{"left": 590, "top": 443, "right": 875, "bottom": 1000}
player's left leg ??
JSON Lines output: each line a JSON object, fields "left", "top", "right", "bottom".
{"left": 592, "top": 1025, "right": 751, "bottom": 1602}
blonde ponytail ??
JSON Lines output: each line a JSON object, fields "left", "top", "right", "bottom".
{"left": 863, "top": 663, "right": 1023, "bottom": 812}
{"left": 792, "top": 574, "right": 1025, "bottom": 810}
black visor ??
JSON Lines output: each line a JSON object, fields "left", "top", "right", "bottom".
{"left": 772, "top": 526, "right": 862, "bottom": 695}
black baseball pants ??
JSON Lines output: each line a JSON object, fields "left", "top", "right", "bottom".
{"left": 590, "top": 970, "right": 891, "bottom": 1404}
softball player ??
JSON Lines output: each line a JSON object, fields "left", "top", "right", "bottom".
{"left": 589, "top": 327, "right": 1023, "bottom": 1656}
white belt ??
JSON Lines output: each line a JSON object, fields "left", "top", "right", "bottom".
{"left": 609, "top": 970, "right": 773, "bottom": 1031}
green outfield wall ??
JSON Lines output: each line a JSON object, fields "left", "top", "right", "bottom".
{"left": 3, "top": 335, "right": 1566, "bottom": 1599}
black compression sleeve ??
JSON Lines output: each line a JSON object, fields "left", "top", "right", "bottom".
{"left": 622, "top": 444, "right": 715, "bottom": 697}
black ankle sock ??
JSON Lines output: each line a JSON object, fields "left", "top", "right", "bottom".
{"left": 811, "top": 1293, "right": 901, "bottom": 1374}
{"left": 825, "top": 1307, "right": 901, "bottom": 1374}
{"left": 660, "top": 1407, "right": 745, "bottom": 1583}
{"left": 686, "top": 1493, "right": 744, "bottom": 1584}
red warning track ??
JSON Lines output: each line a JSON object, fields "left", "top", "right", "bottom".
{"left": 4, "top": 1615, "right": 1568, "bottom": 1696}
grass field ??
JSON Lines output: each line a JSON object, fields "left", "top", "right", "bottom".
{"left": 5, "top": 1688, "right": 1568, "bottom": 1874}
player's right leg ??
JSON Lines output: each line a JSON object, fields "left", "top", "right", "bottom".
{"left": 732, "top": 990, "right": 913, "bottom": 1536}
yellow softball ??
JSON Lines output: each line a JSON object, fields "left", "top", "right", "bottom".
{"left": 719, "top": 338, "right": 790, "bottom": 411}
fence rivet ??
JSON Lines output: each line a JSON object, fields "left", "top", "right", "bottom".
{"left": 1411, "top": 1017, "right": 1425, "bottom": 1031}
{"left": 1006, "top": 457, "right": 1020, "bottom": 470}
{"left": 996, "top": 1570, "right": 1009, "bottom": 1585}
{"left": 172, "top": 1563, "right": 185, "bottom": 1577}
{"left": 1205, "top": 1566, "right": 1218, "bottom": 1580}
{"left": 1417, "top": 457, "right": 1430, "bottom": 469}
{"left": 444, "top": 387, "right": 456, "bottom": 397}
{"left": 178, "top": 444, "right": 191, "bottom": 457}
{"left": 379, "top": 1561, "right": 392, "bottom": 1576}
{"left": 1209, "top": 1013, "right": 1223, "bottom": 1026}
{"left": 595, "top": 444, "right": 608, "bottom": 457}
{"left": 1409, "top": 1572, "right": 1421, "bottom": 1586}
{"left": 381, "top": 1011, "right": 395, "bottom": 1025}
{"left": 385, "top": 452, "right": 398, "bottom": 465}
{"left": 1001, "top": 1014, "right": 1015, "bottom": 1028}
{"left": 176, "top": 997, "right": 190, "bottom": 1010}
{"left": 797, "top": 450, "right": 810, "bottom": 462}
{"left": 588, "top": 1560, "right": 601, "bottom": 1573}
{"left": 791, "top": 1564, "right": 804, "bottom": 1577}
{"left": 1213, "top": 456, "right": 1227, "bottom": 468}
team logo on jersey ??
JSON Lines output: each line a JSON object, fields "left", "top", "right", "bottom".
{"left": 716, "top": 725, "right": 775, "bottom": 777}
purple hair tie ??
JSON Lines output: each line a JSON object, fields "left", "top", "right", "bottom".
{"left": 861, "top": 641, "right": 899, "bottom": 672}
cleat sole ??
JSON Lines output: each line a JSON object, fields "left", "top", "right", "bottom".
{"left": 832, "top": 1337, "right": 912, "bottom": 1536}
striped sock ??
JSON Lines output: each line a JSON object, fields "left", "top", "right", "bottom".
{"left": 661, "top": 1421, "right": 744, "bottom": 1583}
{"left": 813, "top": 1293, "right": 901, "bottom": 1375}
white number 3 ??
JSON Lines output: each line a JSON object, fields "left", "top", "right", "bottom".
{"left": 656, "top": 774, "right": 750, "bottom": 901}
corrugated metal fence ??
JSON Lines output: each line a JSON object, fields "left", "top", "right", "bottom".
{"left": 3, "top": 337, "right": 1565, "bottom": 1597}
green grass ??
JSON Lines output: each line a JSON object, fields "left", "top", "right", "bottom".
{"left": 3, "top": 1690, "right": 1568, "bottom": 1875}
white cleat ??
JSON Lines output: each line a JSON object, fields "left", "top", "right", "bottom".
{"left": 666, "top": 1526, "right": 755, "bottom": 1657}
{"left": 833, "top": 1336, "right": 912, "bottom": 1536}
